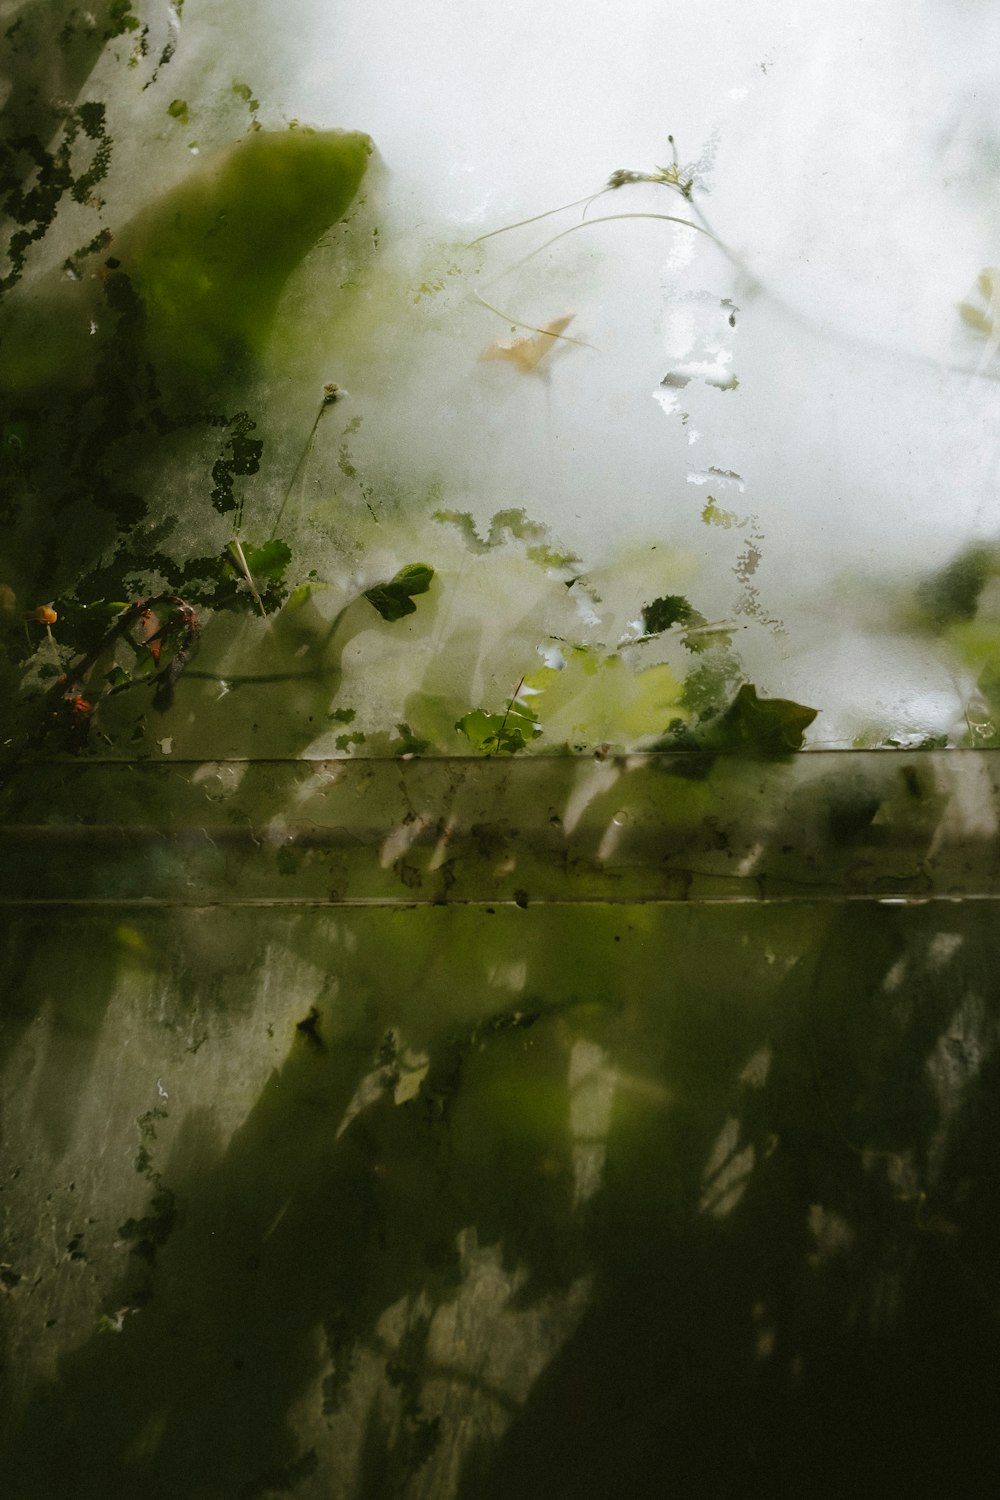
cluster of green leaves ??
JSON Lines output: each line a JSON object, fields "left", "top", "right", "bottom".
{"left": 61, "top": 527, "right": 295, "bottom": 627}
{"left": 0, "top": 120, "right": 378, "bottom": 752}
{"left": 0, "top": 69, "right": 828, "bottom": 763}
{"left": 639, "top": 591, "right": 734, "bottom": 653}
{"left": 633, "top": 589, "right": 816, "bottom": 752}
{"left": 456, "top": 700, "right": 542, "bottom": 755}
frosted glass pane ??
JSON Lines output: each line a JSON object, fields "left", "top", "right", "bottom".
{"left": 5, "top": 0, "right": 1000, "bottom": 756}
{"left": 5, "top": 9, "right": 1000, "bottom": 1497}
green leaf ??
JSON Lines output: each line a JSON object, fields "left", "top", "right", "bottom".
{"left": 364, "top": 563, "right": 434, "bottom": 621}
{"left": 710, "top": 683, "right": 818, "bottom": 754}
{"left": 641, "top": 594, "right": 700, "bottom": 635}
{"left": 242, "top": 538, "right": 292, "bottom": 581}
{"left": 456, "top": 704, "right": 542, "bottom": 755}
{"left": 527, "top": 656, "right": 683, "bottom": 746}
{"left": 120, "top": 129, "right": 373, "bottom": 388}
{"left": 915, "top": 544, "right": 995, "bottom": 629}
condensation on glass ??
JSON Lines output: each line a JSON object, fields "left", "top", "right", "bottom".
{"left": 3, "top": 4, "right": 1000, "bottom": 1496}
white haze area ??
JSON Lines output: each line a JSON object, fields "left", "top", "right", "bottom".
{"left": 81, "top": 0, "right": 1000, "bottom": 741}
{"left": 288, "top": 0, "right": 1000, "bottom": 743}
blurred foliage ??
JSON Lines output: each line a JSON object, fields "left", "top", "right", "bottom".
{"left": 364, "top": 563, "right": 435, "bottom": 622}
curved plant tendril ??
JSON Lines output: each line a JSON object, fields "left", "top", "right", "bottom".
{"left": 469, "top": 193, "right": 601, "bottom": 248}
{"left": 467, "top": 140, "right": 745, "bottom": 332}
{"left": 486, "top": 211, "right": 717, "bottom": 284}
{"left": 471, "top": 137, "right": 1000, "bottom": 385}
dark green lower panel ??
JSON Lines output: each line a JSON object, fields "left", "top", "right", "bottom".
{"left": 2, "top": 900, "right": 998, "bottom": 1498}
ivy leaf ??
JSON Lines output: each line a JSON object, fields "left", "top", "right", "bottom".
{"left": 710, "top": 683, "right": 818, "bottom": 754}
{"left": 364, "top": 563, "right": 434, "bottom": 622}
